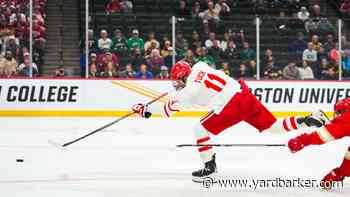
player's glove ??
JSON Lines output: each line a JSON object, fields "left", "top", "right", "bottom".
{"left": 297, "top": 110, "right": 328, "bottom": 127}
{"left": 288, "top": 133, "right": 310, "bottom": 153}
{"left": 132, "top": 103, "right": 152, "bottom": 118}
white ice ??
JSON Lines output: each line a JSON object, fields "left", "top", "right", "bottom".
{"left": 0, "top": 117, "right": 349, "bottom": 197}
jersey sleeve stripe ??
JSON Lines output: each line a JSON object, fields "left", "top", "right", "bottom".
{"left": 290, "top": 117, "right": 298, "bottom": 130}
{"left": 197, "top": 136, "right": 210, "bottom": 144}
{"left": 163, "top": 103, "right": 170, "bottom": 117}
{"left": 167, "top": 101, "right": 179, "bottom": 112}
{"left": 198, "top": 146, "right": 212, "bottom": 152}
{"left": 282, "top": 119, "right": 290, "bottom": 131}
{"left": 316, "top": 127, "right": 335, "bottom": 143}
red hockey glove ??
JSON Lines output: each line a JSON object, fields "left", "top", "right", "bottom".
{"left": 288, "top": 134, "right": 309, "bottom": 153}
{"left": 132, "top": 103, "right": 152, "bottom": 118}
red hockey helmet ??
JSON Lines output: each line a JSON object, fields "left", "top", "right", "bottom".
{"left": 334, "top": 97, "right": 350, "bottom": 115}
{"left": 171, "top": 61, "right": 192, "bottom": 80}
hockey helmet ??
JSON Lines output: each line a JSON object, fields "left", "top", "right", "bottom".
{"left": 171, "top": 61, "right": 191, "bottom": 81}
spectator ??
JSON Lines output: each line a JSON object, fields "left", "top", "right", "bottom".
{"left": 248, "top": 59, "right": 257, "bottom": 79}
{"left": 97, "top": 50, "right": 118, "bottom": 67}
{"left": 145, "top": 41, "right": 159, "bottom": 59}
{"left": 297, "top": 60, "right": 314, "bottom": 80}
{"left": 177, "top": 0, "right": 190, "bottom": 17}
{"left": 183, "top": 49, "right": 195, "bottom": 66}
{"left": 220, "top": 32, "right": 231, "bottom": 51}
{"left": 101, "top": 60, "right": 118, "bottom": 78}
{"left": 0, "top": 50, "right": 17, "bottom": 77}
{"left": 215, "top": 0, "right": 231, "bottom": 16}
{"left": 318, "top": 17, "right": 335, "bottom": 36}
{"left": 88, "top": 53, "right": 100, "bottom": 77}
{"left": 283, "top": 62, "right": 298, "bottom": 80}
{"left": 323, "top": 65, "right": 337, "bottom": 80}
{"left": 263, "top": 57, "right": 282, "bottom": 79}
{"left": 89, "top": 62, "right": 99, "bottom": 78}
{"left": 160, "top": 40, "right": 173, "bottom": 67}
{"left": 190, "top": 30, "right": 202, "bottom": 51}
{"left": 240, "top": 42, "right": 256, "bottom": 63}
{"left": 194, "top": 47, "right": 215, "bottom": 66}
{"left": 144, "top": 31, "right": 160, "bottom": 52}
{"left": 147, "top": 49, "right": 165, "bottom": 76}
{"left": 320, "top": 58, "right": 337, "bottom": 80}
{"left": 317, "top": 46, "right": 327, "bottom": 61}
{"left": 340, "top": 0, "right": 350, "bottom": 17}
{"left": 297, "top": 6, "right": 310, "bottom": 22}
{"left": 158, "top": 65, "right": 170, "bottom": 79}
{"left": 323, "top": 34, "right": 335, "bottom": 53}
{"left": 136, "top": 64, "right": 153, "bottom": 79}
{"left": 208, "top": 40, "right": 221, "bottom": 63}
{"left": 80, "top": 29, "right": 98, "bottom": 53}
{"left": 304, "top": 18, "right": 319, "bottom": 34}
{"left": 329, "top": 43, "right": 340, "bottom": 65}
{"left": 127, "top": 29, "right": 144, "bottom": 52}
{"left": 34, "top": 6, "right": 45, "bottom": 25}
{"left": 302, "top": 42, "right": 317, "bottom": 65}
{"left": 311, "top": 35, "right": 322, "bottom": 52}
{"left": 289, "top": 32, "right": 307, "bottom": 56}
{"left": 220, "top": 61, "right": 231, "bottom": 76}
{"left": 205, "top": 32, "right": 219, "bottom": 49}
{"left": 4, "top": 30, "right": 19, "bottom": 56}
{"left": 235, "top": 63, "right": 252, "bottom": 79}
{"left": 312, "top": 4, "right": 322, "bottom": 17}
{"left": 55, "top": 65, "right": 66, "bottom": 77}
{"left": 130, "top": 47, "right": 147, "bottom": 69}
{"left": 175, "top": 31, "right": 188, "bottom": 56}
{"left": 17, "top": 52, "right": 39, "bottom": 77}
{"left": 191, "top": 1, "right": 201, "bottom": 19}
{"left": 118, "top": 63, "right": 136, "bottom": 78}
{"left": 341, "top": 35, "right": 350, "bottom": 50}
{"left": 106, "top": 0, "right": 121, "bottom": 14}
{"left": 111, "top": 29, "right": 128, "bottom": 56}
{"left": 98, "top": 29, "right": 112, "bottom": 51}
{"left": 199, "top": 1, "right": 220, "bottom": 33}
{"left": 120, "top": 0, "right": 133, "bottom": 13}
{"left": 274, "top": 11, "right": 290, "bottom": 35}
{"left": 222, "top": 40, "right": 239, "bottom": 62}
{"left": 342, "top": 50, "right": 350, "bottom": 77}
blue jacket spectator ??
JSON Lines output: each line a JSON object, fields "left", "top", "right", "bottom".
{"left": 135, "top": 64, "right": 153, "bottom": 79}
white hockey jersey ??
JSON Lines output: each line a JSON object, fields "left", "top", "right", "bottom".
{"left": 150, "top": 61, "right": 242, "bottom": 117}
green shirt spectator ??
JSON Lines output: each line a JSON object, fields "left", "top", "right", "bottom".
{"left": 194, "top": 47, "right": 215, "bottom": 65}
{"left": 111, "top": 29, "right": 128, "bottom": 55}
{"left": 127, "top": 29, "right": 144, "bottom": 52}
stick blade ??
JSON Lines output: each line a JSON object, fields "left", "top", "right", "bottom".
{"left": 48, "top": 140, "right": 66, "bottom": 150}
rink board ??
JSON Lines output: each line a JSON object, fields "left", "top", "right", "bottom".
{"left": 0, "top": 79, "right": 349, "bottom": 117}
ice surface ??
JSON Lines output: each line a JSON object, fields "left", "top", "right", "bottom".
{"left": 0, "top": 117, "right": 349, "bottom": 197}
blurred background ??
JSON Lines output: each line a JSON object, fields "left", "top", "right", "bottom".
{"left": 1, "top": 0, "right": 350, "bottom": 80}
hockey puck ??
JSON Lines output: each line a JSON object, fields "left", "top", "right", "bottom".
{"left": 16, "top": 159, "right": 24, "bottom": 162}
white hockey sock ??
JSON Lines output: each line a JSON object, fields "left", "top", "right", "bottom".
{"left": 195, "top": 123, "right": 213, "bottom": 163}
{"left": 267, "top": 117, "right": 303, "bottom": 134}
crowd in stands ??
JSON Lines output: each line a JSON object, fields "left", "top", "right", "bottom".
{"left": 80, "top": 0, "right": 350, "bottom": 80}
{"left": 0, "top": 0, "right": 46, "bottom": 78}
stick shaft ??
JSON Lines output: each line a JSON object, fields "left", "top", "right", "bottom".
{"left": 176, "top": 144, "right": 286, "bottom": 147}
{"left": 62, "top": 92, "right": 168, "bottom": 147}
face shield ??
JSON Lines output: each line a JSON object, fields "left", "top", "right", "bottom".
{"left": 172, "top": 80, "right": 186, "bottom": 91}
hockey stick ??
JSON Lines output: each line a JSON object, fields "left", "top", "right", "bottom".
{"left": 176, "top": 143, "right": 286, "bottom": 148}
{"left": 56, "top": 92, "right": 168, "bottom": 147}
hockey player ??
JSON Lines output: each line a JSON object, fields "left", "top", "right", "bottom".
{"left": 288, "top": 97, "right": 350, "bottom": 190}
{"left": 132, "top": 60, "right": 326, "bottom": 180}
